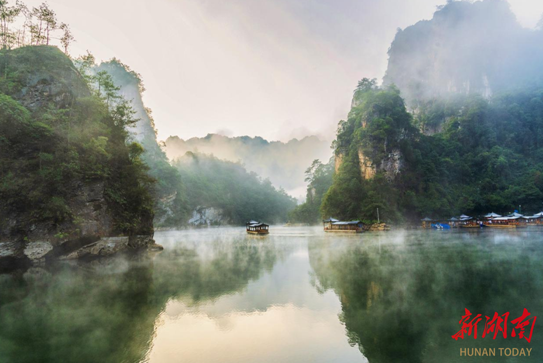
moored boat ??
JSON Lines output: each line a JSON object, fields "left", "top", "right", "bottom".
{"left": 323, "top": 218, "right": 364, "bottom": 233}
{"left": 246, "top": 221, "right": 269, "bottom": 235}
{"left": 485, "top": 216, "right": 517, "bottom": 228}
{"left": 486, "top": 223, "right": 517, "bottom": 229}
{"left": 458, "top": 215, "right": 482, "bottom": 228}
{"left": 460, "top": 224, "right": 481, "bottom": 228}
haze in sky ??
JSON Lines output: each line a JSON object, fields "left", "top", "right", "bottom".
{"left": 24, "top": 0, "right": 543, "bottom": 142}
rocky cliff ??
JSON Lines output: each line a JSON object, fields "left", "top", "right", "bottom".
{"left": 384, "top": 0, "right": 543, "bottom": 108}
{"left": 0, "top": 46, "right": 156, "bottom": 270}
{"left": 94, "top": 60, "right": 190, "bottom": 227}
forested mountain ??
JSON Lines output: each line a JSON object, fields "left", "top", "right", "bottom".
{"left": 173, "top": 152, "right": 297, "bottom": 225}
{"left": 319, "top": 78, "right": 543, "bottom": 223}
{"left": 0, "top": 45, "right": 155, "bottom": 265}
{"left": 95, "top": 61, "right": 300, "bottom": 226}
{"left": 384, "top": 0, "right": 543, "bottom": 108}
{"left": 292, "top": 0, "right": 543, "bottom": 225}
{"left": 165, "top": 134, "right": 331, "bottom": 197}
{"left": 94, "top": 60, "right": 190, "bottom": 227}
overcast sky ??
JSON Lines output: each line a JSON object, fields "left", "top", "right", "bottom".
{"left": 24, "top": 0, "right": 543, "bottom": 141}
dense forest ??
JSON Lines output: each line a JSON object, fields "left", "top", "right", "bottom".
{"left": 173, "top": 152, "right": 297, "bottom": 225}
{"left": 291, "top": 80, "right": 543, "bottom": 224}
{"left": 0, "top": 45, "right": 154, "bottom": 240}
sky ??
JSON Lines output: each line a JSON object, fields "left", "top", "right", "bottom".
{"left": 23, "top": 0, "right": 543, "bottom": 142}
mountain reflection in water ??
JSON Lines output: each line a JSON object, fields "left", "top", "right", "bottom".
{"left": 0, "top": 227, "right": 542, "bottom": 363}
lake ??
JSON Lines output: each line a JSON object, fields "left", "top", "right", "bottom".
{"left": 0, "top": 226, "right": 542, "bottom": 363}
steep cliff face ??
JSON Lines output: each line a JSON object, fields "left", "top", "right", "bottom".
{"left": 321, "top": 81, "right": 417, "bottom": 222}
{"left": 0, "top": 46, "right": 156, "bottom": 269}
{"left": 357, "top": 148, "right": 376, "bottom": 180}
{"left": 384, "top": 0, "right": 543, "bottom": 108}
{"left": 94, "top": 60, "right": 189, "bottom": 227}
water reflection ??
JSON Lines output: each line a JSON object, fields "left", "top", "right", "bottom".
{"left": 0, "top": 227, "right": 363, "bottom": 363}
{"left": 1, "top": 228, "right": 542, "bottom": 363}
{"left": 308, "top": 230, "right": 543, "bottom": 362}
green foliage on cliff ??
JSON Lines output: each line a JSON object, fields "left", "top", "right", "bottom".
{"left": 94, "top": 59, "right": 190, "bottom": 227}
{"left": 174, "top": 152, "right": 297, "bottom": 225}
{"left": 318, "top": 78, "right": 543, "bottom": 223}
{"left": 288, "top": 159, "right": 333, "bottom": 224}
{"left": 0, "top": 46, "right": 154, "bottom": 237}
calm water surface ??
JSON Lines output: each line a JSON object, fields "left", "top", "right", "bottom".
{"left": 1, "top": 227, "right": 543, "bottom": 363}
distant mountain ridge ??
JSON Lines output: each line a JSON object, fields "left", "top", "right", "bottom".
{"left": 165, "top": 133, "right": 332, "bottom": 197}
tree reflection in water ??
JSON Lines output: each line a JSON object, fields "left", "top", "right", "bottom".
{"left": 2, "top": 229, "right": 542, "bottom": 363}
{"left": 0, "top": 232, "right": 283, "bottom": 363}
{"left": 308, "top": 230, "right": 543, "bottom": 362}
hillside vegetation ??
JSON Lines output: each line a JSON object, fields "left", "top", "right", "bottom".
{"left": 0, "top": 46, "right": 154, "bottom": 241}
{"left": 174, "top": 153, "right": 297, "bottom": 225}
{"left": 165, "top": 134, "right": 331, "bottom": 197}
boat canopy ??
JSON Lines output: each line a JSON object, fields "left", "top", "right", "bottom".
{"left": 533, "top": 212, "right": 543, "bottom": 217}
{"left": 323, "top": 218, "right": 339, "bottom": 223}
{"left": 421, "top": 217, "right": 433, "bottom": 221}
{"left": 449, "top": 217, "right": 459, "bottom": 221}
{"left": 248, "top": 222, "right": 269, "bottom": 227}
{"left": 508, "top": 212, "right": 524, "bottom": 218}
{"left": 459, "top": 214, "right": 473, "bottom": 221}
{"left": 332, "top": 221, "right": 361, "bottom": 226}
{"left": 484, "top": 212, "right": 501, "bottom": 218}
{"left": 493, "top": 216, "right": 520, "bottom": 221}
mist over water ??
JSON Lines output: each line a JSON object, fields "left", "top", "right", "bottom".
{"left": 1, "top": 227, "right": 543, "bottom": 363}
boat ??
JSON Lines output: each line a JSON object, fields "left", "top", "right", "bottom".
{"left": 458, "top": 215, "right": 481, "bottom": 228}
{"left": 523, "top": 213, "right": 543, "bottom": 226}
{"left": 323, "top": 218, "right": 364, "bottom": 233}
{"left": 432, "top": 223, "right": 451, "bottom": 230}
{"left": 486, "top": 223, "right": 516, "bottom": 229}
{"left": 485, "top": 216, "right": 517, "bottom": 228}
{"left": 421, "top": 217, "right": 434, "bottom": 229}
{"left": 246, "top": 221, "right": 269, "bottom": 235}
{"left": 459, "top": 224, "right": 482, "bottom": 229}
